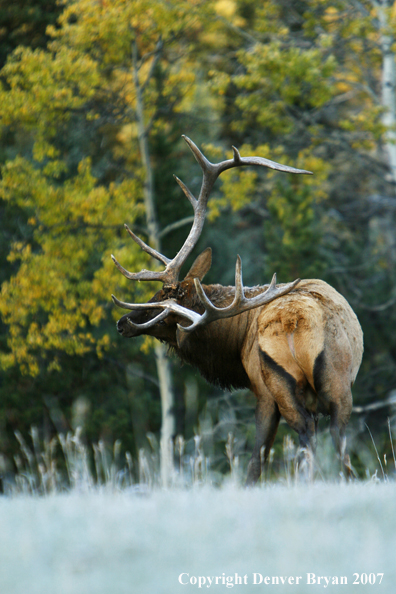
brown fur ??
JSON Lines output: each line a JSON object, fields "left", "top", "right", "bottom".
{"left": 116, "top": 251, "right": 363, "bottom": 483}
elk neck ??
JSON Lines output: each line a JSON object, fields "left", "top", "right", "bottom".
{"left": 173, "top": 283, "right": 265, "bottom": 390}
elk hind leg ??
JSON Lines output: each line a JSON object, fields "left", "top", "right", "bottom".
{"left": 260, "top": 349, "right": 316, "bottom": 448}
{"left": 329, "top": 400, "right": 355, "bottom": 479}
{"left": 314, "top": 351, "right": 355, "bottom": 478}
{"left": 246, "top": 398, "right": 280, "bottom": 486}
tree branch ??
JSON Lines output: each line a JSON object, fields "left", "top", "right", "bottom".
{"left": 158, "top": 216, "right": 195, "bottom": 239}
{"left": 141, "top": 37, "right": 163, "bottom": 94}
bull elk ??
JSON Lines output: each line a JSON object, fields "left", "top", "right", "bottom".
{"left": 112, "top": 136, "right": 363, "bottom": 483}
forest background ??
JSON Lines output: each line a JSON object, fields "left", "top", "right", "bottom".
{"left": 0, "top": 0, "right": 395, "bottom": 484}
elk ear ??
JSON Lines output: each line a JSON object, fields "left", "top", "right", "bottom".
{"left": 184, "top": 247, "right": 212, "bottom": 282}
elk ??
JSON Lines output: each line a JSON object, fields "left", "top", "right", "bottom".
{"left": 112, "top": 136, "right": 363, "bottom": 484}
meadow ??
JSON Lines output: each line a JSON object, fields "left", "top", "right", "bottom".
{"left": 0, "top": 481, "right": 395, "bottom": 594}
{"left": 0, "top": 430, "right": 395, "bottom": 594}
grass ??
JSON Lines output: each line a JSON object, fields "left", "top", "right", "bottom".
{"left": 0, "top": 481, "right": 395, "bottom": 593}
{"left": 1, "top": 418, "right": 396, "bottom": 494}
{"left": 0, "top": 425, "right": 395, "bottom": 594}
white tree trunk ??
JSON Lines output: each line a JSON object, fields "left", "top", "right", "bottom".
{"left": 133, "top": 39, "right": 175, "bottom": 486}
{"left": 377, "top": 0, "right": 396, "bottom": 184}
{"left": 155, "top": 343, "right": 175, "bottom": 487}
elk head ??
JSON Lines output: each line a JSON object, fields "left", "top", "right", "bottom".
{"left": 112, "top": 136, "right": 311, "bottom": 345}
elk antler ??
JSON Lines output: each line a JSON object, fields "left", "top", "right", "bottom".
{"left": 111, "top": 255, "right": 301, "bottom": 332}
{"left": 182, "top": 256, "right": 301, "bottom": 332}
{"left": 112, "top": 136, "right": 312, "bottom": 285}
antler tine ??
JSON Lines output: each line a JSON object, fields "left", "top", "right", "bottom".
{"left": 126, "top": 309, "right": 171, "bottom": 330}
{"left": 124, "top": 224, "right": 171, "bottom": 266}
{"left": 219, "top": 147, "right": 313, "bottom": 176}
{"left": 181, "top": 135, "right": 215, "bottom": 174}
{"left": 111, "top": 224, "right": 173, "bottom": 283}
{"left": 234, "top": 255, "right": 244, "bottom": 305}
{"left": 112, "top": 294, "right": 174, "bottom": 329}
{"left": 111, "top": 255, "right": 170, "bottom": 282}
{"left": 173, "top": 175, "right": 197, "bottom": 210}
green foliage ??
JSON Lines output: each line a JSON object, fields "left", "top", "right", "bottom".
{"left": 264, "top": 180, "right": 326, "bottom": 281}
{"left": 233, "top": 43, "right": 337, "bottom": 136}
{"left": 0, "top": 0, "right": 60, "bottom": 68}
{"left": 0, "top": 155, "right": 146, "bottom": 374}
{"left": 0, "top": 0, "right": 212, "bottom": 377}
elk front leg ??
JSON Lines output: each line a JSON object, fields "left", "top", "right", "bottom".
{"left": 246, "top": 398, "right": 280, "bottom": 486}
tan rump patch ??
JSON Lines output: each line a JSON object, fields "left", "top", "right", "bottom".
{"left": 257, "top": 292, "right": 326, "bottom": 390}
